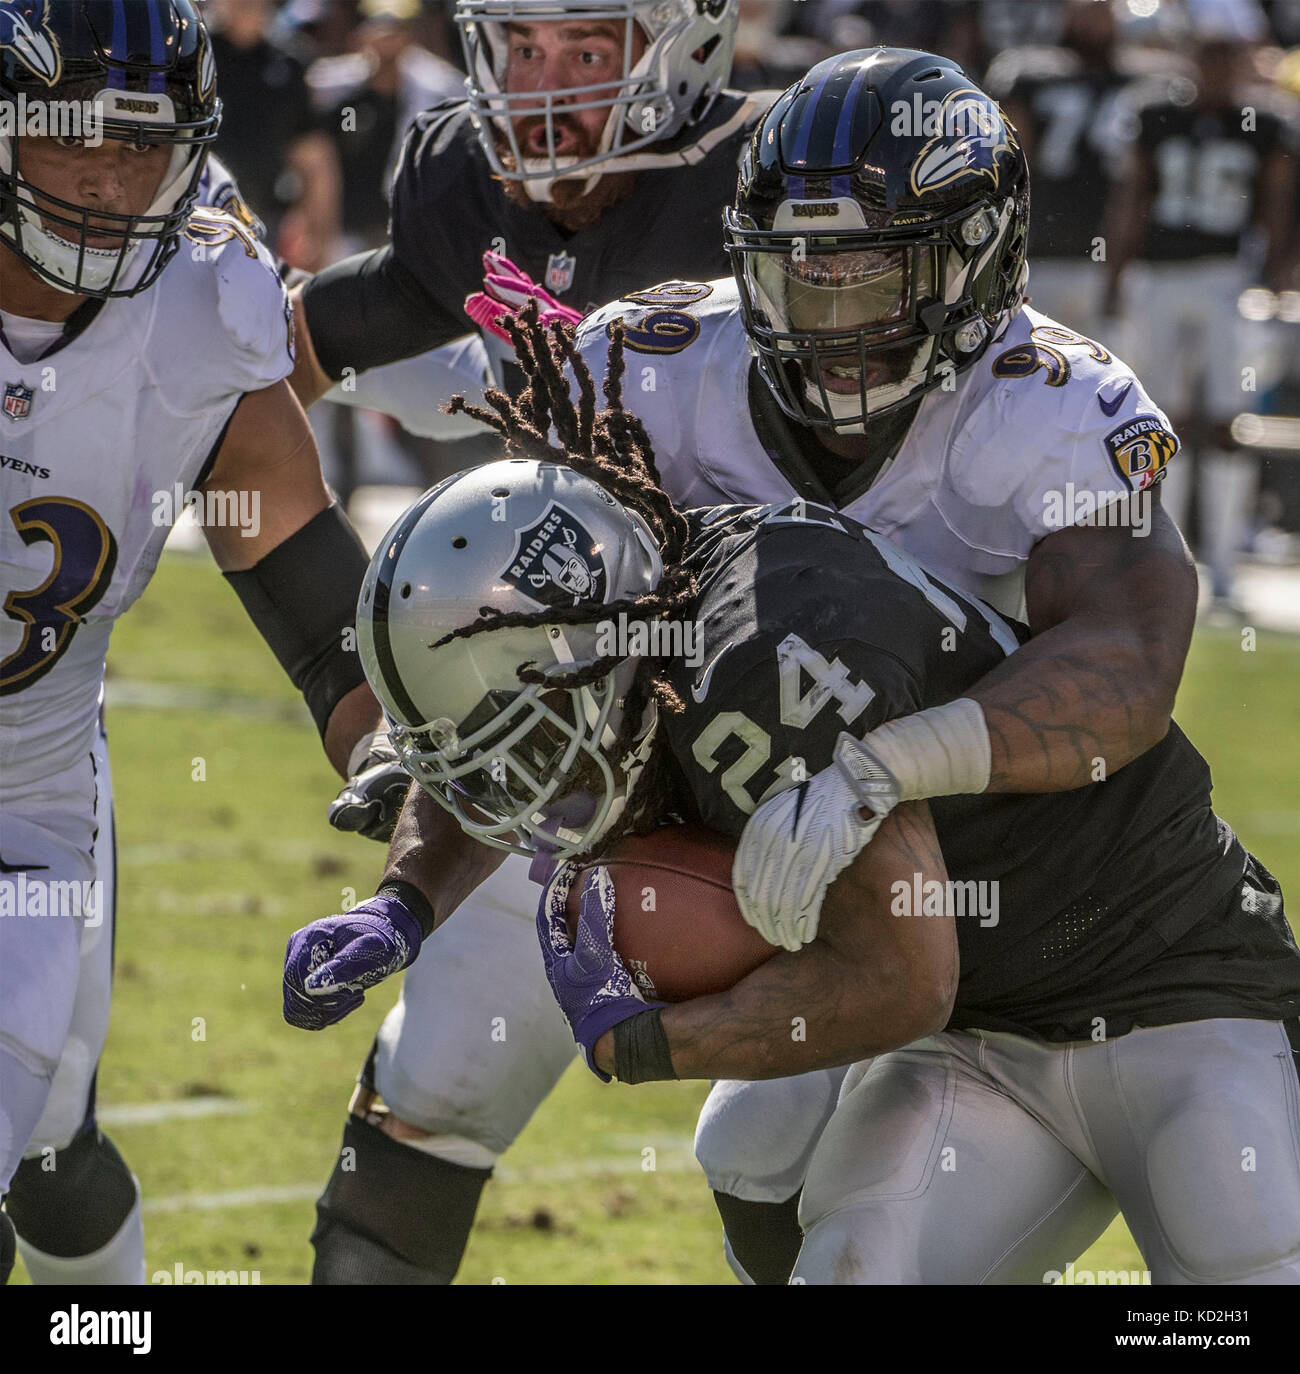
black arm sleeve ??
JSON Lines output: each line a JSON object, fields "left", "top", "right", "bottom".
{"left": 301, "top": 245, "right": 467, "bottom": 381}
{"left": 223, "top": 504, "right": 370, "bottom": 737}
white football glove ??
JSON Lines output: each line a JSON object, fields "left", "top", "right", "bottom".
{"left": 732, "top": 733, "right": 901, "bottom": 952}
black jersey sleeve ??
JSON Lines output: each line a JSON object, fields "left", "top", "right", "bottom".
{"left": 300, "top": 245, "right": 464, "bottom": 381}
{"left": 300, "top": 104, "right": 478, "bottom": 380}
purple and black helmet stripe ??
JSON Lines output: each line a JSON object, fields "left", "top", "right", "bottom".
{"left": 783, "top": 54, "right": 875, "bottom": 202}
{"left": 103, "top": 0, "right": 172, "bottom": 92}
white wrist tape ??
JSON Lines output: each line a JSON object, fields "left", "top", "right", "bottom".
{"left": 859, "top": 697, "right": 991, "bottom": 801}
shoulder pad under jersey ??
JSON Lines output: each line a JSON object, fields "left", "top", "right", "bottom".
{"left": 147, "top": 208, "right": 296, "bottom": 411}
{"left": 941, "top": 305, "right": 1179, "bottom": 544}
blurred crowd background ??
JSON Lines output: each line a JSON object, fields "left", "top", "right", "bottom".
{"left": 195, "top": 0, "right": 1300, "bottom": 616}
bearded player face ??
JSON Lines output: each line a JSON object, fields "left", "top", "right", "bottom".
{"left": 502, "top": 18, "right": 648, "bottom": 160}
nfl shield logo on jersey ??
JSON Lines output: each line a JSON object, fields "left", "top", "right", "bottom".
{"left": 503, "top": 501, "right": 607, "bottom": 609}
{"left": 544, "top": 252, "right": 576, "bottom": 295}
{"left": 3, "top": 382, "right": 34, "bottom": 422}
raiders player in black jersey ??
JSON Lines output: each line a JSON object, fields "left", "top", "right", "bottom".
{"left": 320, "top": 324, "right": 1300, "bottom": 1284}
{"left": 288, "top": 0, "right": 766, "bottom": 406}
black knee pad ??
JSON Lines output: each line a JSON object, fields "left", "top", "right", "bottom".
{"left": 6, "top": 1128, "right": 136, "bottom": 1258}
{"left": 311, "top": 1115, "right": 492, "bottom": 1285}
{"left": 0, "top": 1210, "right": 15, "bottom": 1284}
{"left": 712, "top": 1190, "right": 804, "bottom": 1286}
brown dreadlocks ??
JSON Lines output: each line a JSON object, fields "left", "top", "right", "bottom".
{"left": 432, "top": 301, "right": 699, "bottom": 849}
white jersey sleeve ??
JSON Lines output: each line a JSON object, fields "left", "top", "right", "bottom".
{"left": 892, "top": 307, "right": 1180, "bottom": 577}
{"left": 142, "top": 208, "right": 296, "bottom": 415}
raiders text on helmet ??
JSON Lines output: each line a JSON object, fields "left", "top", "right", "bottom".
{"left": 357, "top": 460, "right": 664, "bottom": 859}
{"left": 456, "top": 0, "right": 737, "bottom": 200}
{"left": 725, "top": 48, "right": 1030, "bottom": 432}
{"left": 0, "top": 0, "right": 220, "bottom": 298}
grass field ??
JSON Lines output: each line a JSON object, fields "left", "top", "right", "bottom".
{"left": 11, "top": 550, "right": 1300, "bottom": 1285}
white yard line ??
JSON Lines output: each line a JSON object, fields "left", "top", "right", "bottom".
{"left": 100, "top": 1097, "right": 254, "bottom": 1128}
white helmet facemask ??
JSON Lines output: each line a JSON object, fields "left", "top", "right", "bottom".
{"left": 457, "top": 0, "right": 738, "bottom": 202}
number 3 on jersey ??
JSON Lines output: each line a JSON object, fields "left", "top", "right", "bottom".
{"left": 1, "top": 497, "right": 118, "bottom": 695}
{"left": 691, "top": 634, "right": 876, "bottom": 814}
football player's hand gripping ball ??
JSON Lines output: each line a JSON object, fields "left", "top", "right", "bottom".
{"left": 733, "top": 733, "right": 901, "bottom": 951}
{"left": 283, "top": 895, "right": 422, "bottom": 1030}
{"left": 537, "top": 862, "right": 666, "bottom": 1081}
{"left": 327, "top": 727, "right": 410, "bottom": 842}
{"left": 465, "top": 251, "right": 584, "bottom": 344}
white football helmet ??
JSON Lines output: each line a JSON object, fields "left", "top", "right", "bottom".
{"left": 357, "top": 459, "right": 664, "bottom": 859}
{"left": 456, "top": 0, "right": 738, "bottom": 200}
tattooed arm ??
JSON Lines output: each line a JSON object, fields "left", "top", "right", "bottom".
{"left": 970, "top": 490, "right": 1196, "bottom": 792}
{"left": 593, "top": 800, "right": 957, "bottom": 1080}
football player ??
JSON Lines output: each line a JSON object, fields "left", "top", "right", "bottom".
{"left": 286, "top": 0, "right": 789, "bottom": 1287}
{"left": 1102, "top": 0, "right": 1296, "bottom": 609}
{"left": 986, "top": 0, "right": 1174, "bottom": 336}
{"left": 288, "top": 47, "right": 1201, "bottom": 1286}
{"left": 287, "top": 0, "right": 761, "bottom": 432}
{"left": 310, "top": 320, "right": 1300, "bottom": 1284}
{"left": 0, "top": 0, "right": 382, "bottom": 1285}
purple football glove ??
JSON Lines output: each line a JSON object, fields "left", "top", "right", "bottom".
{"left": 465, "top": 250, "right": 583, "bottom": 343}
{"left": 283, "top": 895, "right": 422, "bottom": 1031}
{"left": 537, "top": 863, "right": 665, "bottom": 1082}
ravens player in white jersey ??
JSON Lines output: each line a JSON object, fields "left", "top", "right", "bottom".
{"left": 0, "top": 0, "right": 382, "bottom": 1285}
{"left": 285, "top": 48, "right": 1206, "bottom": 1285}
{"left": 326, "top": 320, "right": 1300, "bottom": 1284}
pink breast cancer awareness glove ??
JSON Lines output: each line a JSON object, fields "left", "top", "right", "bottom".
{"left": 465, "top": 250, "right": 584, "bottom": 343}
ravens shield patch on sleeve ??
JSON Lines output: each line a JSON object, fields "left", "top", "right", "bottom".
{"left": 1104, "top": 417, "right": 1179, "bottom": 491}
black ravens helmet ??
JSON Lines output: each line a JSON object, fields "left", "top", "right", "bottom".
{"left": 726, "top": 48, "right": 1029, "bottom": 432}
{"left": 0, "top": 0, "right": 220, "bottom": 298}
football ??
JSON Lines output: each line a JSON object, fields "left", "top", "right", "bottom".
{"left": 566, "top": 824, "right": 778, "bottom": 1002}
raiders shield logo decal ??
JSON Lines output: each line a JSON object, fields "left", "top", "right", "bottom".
{"left": 1104, "top": 416, "right": 1178, "bottom": 490}
{"left": 503, "top": 502, "right": 606, "bottom": 608}
{"left": 544, "top": 252, "right": 576, "bottom": 295}
{"left": 3, "top": 382, "right": 33, "bottom": 421}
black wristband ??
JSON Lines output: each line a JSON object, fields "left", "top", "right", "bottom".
{"left": 612, "top": 1009, "right": 677, "bottom": 1084}
{"left": 376, "top": 880, "right": 437, "bottom": 941}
